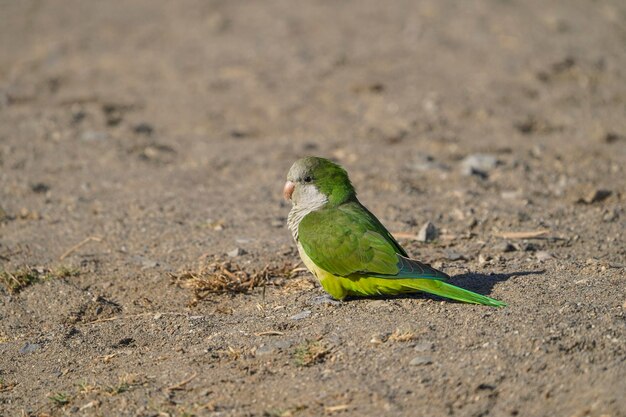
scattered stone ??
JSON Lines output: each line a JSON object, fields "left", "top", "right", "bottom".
{"left": 352, "top": 82, "right": 385, "bottom": 94}
{"left": 461, "top": 154, "right": 499, "bottom": 178}
{"left": 256, "top": 339, "right": 294, "bottom": 356}
{"left": 444, "top": 249, "right": 466, "bottom": 261}
{"left": 536, "top": 56, "right": 576, "bottom": 82}
{"left": 466, "top": 217, "right": 478, "bottom": 229}
{"left": 494, "top": 241, "right": 516, "bottom": 253}
{"left": 476, "top": 383, "right": 496, "bottom": 391}
{"left": 530, "top": 144, "right": 545, "bottom": 158}
{"left": 140, "top": 258, "right": 158, "bottom": 269}
{"left": 416, "top": 221, "right": 438, "bottom": 242}
{"left": 409, "top": 355, "right": 433, "bottom": 366}
{"left": 579, "top": 189, "right": 612, "bottom": 204}
{"left": 520, "top": 242, "right": 538, "bottom": 252}
{"left": 515, "top": 117, "right": 539, "bottom": 134}
{"left": 535, "top": 251, "right": 553, "bottom": 262}
{"left": 514, "top": 116, "right": 561, "bottom": 135}
{"left": 102, "top": 103, "right": 127, "bottom": 126}
{"left": 81, "top": 130, "right": 108, "bottom": 142}
{"left": 139, "top": 143, "right": 176, "bottom": 163}
{"left": 290, "top": 310, "right": 312, "bottom": 320}
{"left": 230, "top": 127, "right": 256, "bottom": 139}
{"left": 411, "top": 155, "right": 449, "bottom": 172}
{"left": 501, "top": 190, "right": 522, "bottom": 200}
{"left": 133, "top": 122, "right": 154, "bottom": 135}
{"left": 271, "top": 218, "right": 284, "bottom": 228}
{"left": 18, "top": 208, "right": 40, "bottom": 220}
{"left": 115, "top": 337, "right": 135, "bottom": 347}
{"left": 19, "top": 343, "right": 40, "bottom": 354}
{"left": 370, "top": 334, "right": 386, "bottom": 345}
{"left": 598, "top": 131, "right": 624, "bottom": 144}
{"left": 413, "top": 342, "right": 434, "bottom": 352}
{"left": 71, "top": 110, "right": 86, "bottom": 124}
{"left": 603, "top": 209, "right": 618, "bottom": 222}
{"left": 227, "top": 247, "right": 245, "bottom": 257}
{"left": 478, "top": 254, "right": 491, "bottom": 265}
{"left": 254, "top": 345, "right": 275, "bottom": 356}
{"left": 30, "top": 183, "right": 50, "bottom": 194}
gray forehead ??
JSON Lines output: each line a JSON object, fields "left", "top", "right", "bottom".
{"left": 287, "top": 160, "right": 315, "bottom": 180}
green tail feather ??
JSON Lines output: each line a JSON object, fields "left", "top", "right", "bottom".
{"left": 401, "top": 279, "right": 506, "bottom": 307}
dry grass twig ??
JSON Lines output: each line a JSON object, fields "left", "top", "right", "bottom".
{"left": 166, "top": 373, "right": 197, "bottom": 391}
{"left": 59, "top": 236, "right": 102, "bottom": 260}
{"left": 171, "top": 259, "right": 303, "bottom": 302}
{"left": 494, "top": 229, "right": 550, "bottom": 239}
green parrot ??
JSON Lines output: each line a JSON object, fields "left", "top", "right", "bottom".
{"left": 283, "top": 156, "right": 506, "bottom": 307}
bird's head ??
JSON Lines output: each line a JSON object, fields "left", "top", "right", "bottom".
{"left": 284, "top": 157, "right": 355, "bottom": 209}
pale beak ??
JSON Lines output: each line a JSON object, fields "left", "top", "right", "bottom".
{"left": 283, "top": 181, "right": 295, "bottom": 200}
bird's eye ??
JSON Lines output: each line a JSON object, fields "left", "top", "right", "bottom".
{"left": 303, "top": 176, "right": 312, "bottom": 183}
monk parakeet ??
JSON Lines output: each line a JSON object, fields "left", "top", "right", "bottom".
{"left": 284, "top": 156, "right": 505, "bottom": 307}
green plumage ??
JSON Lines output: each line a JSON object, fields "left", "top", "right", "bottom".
{"left": 288, "top": 157, "right": 506, "bottom": 307}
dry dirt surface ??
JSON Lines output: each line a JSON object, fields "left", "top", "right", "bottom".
{"left": 1, "top": 1, "right": 625, "bottom": 416}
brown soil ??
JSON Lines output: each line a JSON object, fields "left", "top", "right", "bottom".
{"left": 1, "top": 1, "right": 625, "bottom": 416}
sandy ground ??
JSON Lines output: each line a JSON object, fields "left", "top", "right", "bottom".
{"left": 0, "top": 1, "right": 625, "bottom": 416}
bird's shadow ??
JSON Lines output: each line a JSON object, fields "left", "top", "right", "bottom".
{"left": 447, "top": 270, "right": 544, "bottom": 296}
{"left": 350, "top": 270, "right": 544, "bottom": 303}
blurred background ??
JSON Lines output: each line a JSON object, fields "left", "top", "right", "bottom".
{"left": 1, "top": 0, "right": 623, "bottom": 263}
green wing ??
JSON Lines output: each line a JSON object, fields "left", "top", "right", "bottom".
{"left": 298, "top": 202, "right": 447, "bottom": 280}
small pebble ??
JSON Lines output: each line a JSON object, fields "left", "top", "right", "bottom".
{"left": 19, "top": 343, "right": 41, "bottom": 354}
{"left": 602, "top": 209, "right": 618, "bottom": 222}
{"left": 133, "top": 123, "right": 154, "bottom": 135}
{"left": 370, "top": 334, "right": 386, "bottom": 345}
{"left": 599, "top": 131, "right": 624, "bottom": 144}
{"left": 271, "top": 218, "right": 284, "bottom": 228}
{"left": 478, "top": 254, "right": 491, "bottom": 265}
{"left": 255, "top": 340, "right": 293, "bottom": 356}
{"left": 494, "top": 242, "right": 516, "bottom": 253}
{"left": 230, "top": 127, "right": 256, "bottom": 138}
{"left": 411, "top": 155, "right": 449, "bottom": 172}
{"left": 140, "top": 258, "right": 158, "bottom": 269}
{"left": 81, "top": 130, "right": 108, "bottom": 142}
{"left": 417, "top": 221, "right": 438, "bottom": 242}
{"left": 409, "top": 355, "right": 433, "bottom": 366}
{"left": 581, "top": 189, "right": 612, "bottom": 204}
{"left": 413, "top": 342, "right": 434, "bottom": 352}
{"left": 227, "top": 248, "right": 245, "bottom": 257}
{"left": 30, "top": 183, "right": 50, "bottom": 193}
{"left": 521, "top": 242, "right": 537, "bottom": 252}
{"left": 461, "top": 154, "right": 499, "bottom": 178}
{"left": 71, "top": 110, "right": 86, "bottom": 124}
{"left": 290, "top": 310, "right": 312, "bottom": 320}
{"left": 535, "top": 251, "right": 553, "bottom": 262}
{"left": 444, "top": 249, "right": 466, "bottom": 261}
